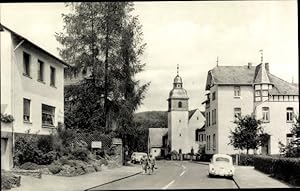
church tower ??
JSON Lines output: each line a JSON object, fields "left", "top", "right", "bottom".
{"left": 167, "top": 65, "right": 189, "bottom": 153}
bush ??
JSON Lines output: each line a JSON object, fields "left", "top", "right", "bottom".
{"left": 253, "top": 155, "right": 300, "bottom": 186}
{"left": 14, "top": 136, "right": 38, "bottom": 166}
{"left": 239, "top": 154, "right": 255, "bottom": 166}
{"left": 72, "top": 148, "right": 89, "bottom": 162}
{"left": 37, "top": 135, "right": 53, "bottom": 153}
{"left": 1, "top": 172, "right": 20, "bottom": 190}
{"left": 48, "top": 164, "right": 63, "bottom": 174}
{"left": 20, "top": 162, "right": 40, "bottom": 170}
{"left": 200, "top": 154, "right": 213, "bottom": 162}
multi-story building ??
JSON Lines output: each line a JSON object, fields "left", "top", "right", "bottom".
{"left": 1, "top": 24, "right": 67, "bottom": 170}
{"left": 203, "top": 61, "right": 299, "bottom": 155}
{"left": 167, "top": 67, "right": 205, "bottom": 154}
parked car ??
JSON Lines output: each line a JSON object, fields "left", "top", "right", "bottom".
{"left": 131, "top": 152, "right": 147, "bottom": 164}
{"left": 208, "top": 154, "right": 234, "bottom": 178}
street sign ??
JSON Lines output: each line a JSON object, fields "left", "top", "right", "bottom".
{"left": 91, "top": 141, "right": 102, "bottom": 149}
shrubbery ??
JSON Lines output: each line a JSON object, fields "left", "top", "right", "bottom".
{"left": 48, "top": 164, "right": 63, "bottom": 174}
{"left": 1, "top": 172, "right": 21, "bottom": 190}
{"left": 253, "top": 155, "right": 300, "bottom": 186}
{"left": 72, "top": 148, "right": 89, "bottom": 162}
{"left": 20, "top": 162, "right": 40, "bottom": 170}
{"left": 239, "top": 154, "right": 255, "bottom": 166}
{"left": 14, "top": 135, "right": 58, "bottom": 166}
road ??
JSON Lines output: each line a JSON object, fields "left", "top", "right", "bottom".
{"left": 87, "top": 160, "right": 237, "bottom": 190}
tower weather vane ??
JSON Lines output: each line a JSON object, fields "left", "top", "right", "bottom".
{"left": 177, "top": 64, "right": 179, "bottom": 75}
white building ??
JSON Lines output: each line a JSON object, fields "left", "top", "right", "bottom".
{"left": 203, "top": 61, "right": 299, "bottom": 155}
{"left": 167, "top": 68, "right": 205, "bottom": 154}
{"left": 1, "top": 24, "right": 67, "bottom": 170}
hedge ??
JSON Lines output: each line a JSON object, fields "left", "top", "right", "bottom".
{"left": 253, "top": 155, "right": 300, "bottom": 186}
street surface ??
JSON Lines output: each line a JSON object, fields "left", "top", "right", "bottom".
{"left": 88, "top": 160, "right": 237, "bottom": 190}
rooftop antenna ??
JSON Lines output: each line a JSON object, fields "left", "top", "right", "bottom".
{"left": 177, "top": 64, "right": 179, "bottom": 76}
{"left": 216, "top": 56, "right": 219, "bottom": 67}
{"left": 259, "top": 49, "right": 263, "bottom": 64}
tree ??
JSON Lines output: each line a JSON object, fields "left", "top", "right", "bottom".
{"left": 291, "top": 114, "right": 300, "bottom": 138}
{"left": 229, "top": 115, "right": 268, "bottom": 154}
{"left": 56, "top": 2, "right": 149, "bottom": 133}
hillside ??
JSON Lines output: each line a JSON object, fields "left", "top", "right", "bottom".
{"left": 134, "top": 111, "right": 168, "bottom": 129}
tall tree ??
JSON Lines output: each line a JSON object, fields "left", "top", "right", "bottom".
{"left": 56, "top": 2, "right": 149, "bottom": 133}
{"left": 229, "top": 115, "right": 268, "bottom": 154}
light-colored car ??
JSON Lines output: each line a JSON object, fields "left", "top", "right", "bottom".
{"left": 208, "top": 154, "right": 234, "bottom": 178}
{"left": 131, "top": 152, "right": 147, "bottom": 164}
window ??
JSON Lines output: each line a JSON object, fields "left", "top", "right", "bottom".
{"left": 197, "top": 117, "right": 199, "bottom": 120}
{"left": 212, "top": 92, "right": 216, "bottom": 100}
{"left": 262, "top": 90, "right": 268, "bottom": 96}
{"left": 23, "top": 98, "right": 30, "bottom": 122}
{"left": 212, "top": 109, "right": 216, "bottom": 125}
{"left": 255, "top": 90, "right": 261, "bottom": 96}
{"left": 23, "top": 52, "right": 31, "bottom": 76}
{"left": 208, "top": 112, "right": 210, "bottom": 126}
{"left": 234, "top": 86, "right": 240, "bottom": 97}
{"left": 50, "top": 66, "right": 56, "bottom": 86}
{"left": 42, "top": 104, "right": 55, "bottom": 126}
{"left": 213, "top": 134, "right": 216, "bottom": 150}
{"left": 179, "top": 119, "right": 181, "bottom": 123}
{"left": 286, "top": 107, "right": 294, "bottom": 122}
{"left": 206, "top": 136, "right": 209, "bottom": 150}
{"left": 234, "top": 108, "right": 241, "bottom": 119}
{"left": 178, "top": 101, "right": 182, "bottom": 108}
{"left": 262, "top": 107, "right": 269, "bottom": 122}
{"left": 38, "top": 60, "right": 44, "bottom": 81}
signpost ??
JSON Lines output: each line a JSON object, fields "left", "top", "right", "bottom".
{"left": 91, "top": 141, "right": 102, "bottom": 149}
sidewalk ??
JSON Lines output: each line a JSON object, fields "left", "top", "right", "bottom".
{"left": 10, "top": 165, "right": 141, "bottom": 191}
{"left": 233, "top": 166, "right": 291, "bottom": 188}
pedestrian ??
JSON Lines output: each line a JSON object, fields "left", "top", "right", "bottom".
{"left": 141, "top": 155, "right": 148, "bottom": 174}
{"left": 149, "top": 154, "right": 156, "bottom": 174}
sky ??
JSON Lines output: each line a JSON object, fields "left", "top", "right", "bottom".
{"left": 0, "top": 1, "right": 298, "bottom": 113}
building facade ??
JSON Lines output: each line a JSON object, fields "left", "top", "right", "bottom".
{"left": 203, "top": 61, "right": 299, "bottom": 155}
{"left": 1, "top": 25, "right": 67, "bottom": 170}
{"left": 167, "top": 68, "right": 205, "bottom": 154}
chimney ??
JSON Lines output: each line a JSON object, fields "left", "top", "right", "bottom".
{"left": 248, "top": 62, "right": 252, "bottom": 69}
{"left": 265, "top": 63, "right": 269, "bottom": 72}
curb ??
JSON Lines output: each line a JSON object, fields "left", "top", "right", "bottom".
{"left": 84, "top": 171, "right": 142, "bottom": 190}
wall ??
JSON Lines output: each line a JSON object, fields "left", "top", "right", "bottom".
{"left": 188, "top": 109, "right": 205, "bottom": 152}
{"left": 0, "top": 30, "right": 13, "bottom": 115}
{"left": 168, "top": 110, "right": 189, "bottom": 153}
{"left": 216, "top": 85, "right": 254, "bottom": 154}
{"left": 150, "top": 148, "right": 161, "bottom": 158}
{"left": 256, "top": 101, "right": 299, "bottom": 154}
{"left": 205, "top": 84, "right": 218, "bottom": 154}
{"left": 12, "top": 37, "right": 64, "bottom": 135}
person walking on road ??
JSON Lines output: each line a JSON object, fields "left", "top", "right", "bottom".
{"left": 141, "top": 155, "right": 149, "bottom": 174}
{"left": 149, "top": 154, "right": 156, "bottom": 174}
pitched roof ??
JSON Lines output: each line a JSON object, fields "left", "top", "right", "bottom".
{"left": 149, "top": 128, "right": 168, "bottom": 148}
{"left": 268, "top": 74, "right": 299, "bottom": 95}
{"left": 1, "top": 23, "right": 69, "bottom": 67}
{"left": 188, "top": 109, "right": 205, "bottom": 120}
{"left": 206, "top": 64, "right": 298, "bottom": 95}
{"left": 253, "top": 63, "right": 271, "bottom": 84}
{"left": 209, "top": 65, "right": 256, "bottom": 85}
{"left": 188, "top": 109, "right": 197, "bottom": 119}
